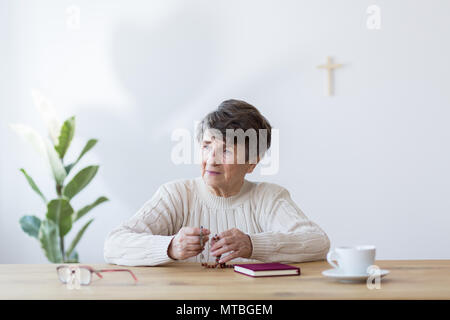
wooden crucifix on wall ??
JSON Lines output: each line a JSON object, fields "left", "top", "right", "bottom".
{"left": 317, "top": 56, "right": 342, "bottom": 96}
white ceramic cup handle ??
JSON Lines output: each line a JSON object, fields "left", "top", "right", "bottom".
{"left": 327, "top": 250, "right": 339, "bottom": 269}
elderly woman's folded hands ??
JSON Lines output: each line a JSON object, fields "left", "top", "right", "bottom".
{"left": 167, "top": 226, "right": 253, "bottom": 263}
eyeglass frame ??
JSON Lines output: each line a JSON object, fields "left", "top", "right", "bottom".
{"left": 56, "top": 265, "right": 138, "bottom": 285}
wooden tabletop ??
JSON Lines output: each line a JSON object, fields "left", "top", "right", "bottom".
{"left": 0, "top": 260, "right": 449, "bottom": 300}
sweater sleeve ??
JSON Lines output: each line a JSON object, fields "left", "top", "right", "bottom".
{"left": 248, "top": 188, "right": 330, "bottom": 263}
{"left": 103, "top": 183, "right": 183, "bottom": 266}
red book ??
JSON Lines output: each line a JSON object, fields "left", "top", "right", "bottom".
{"left": 233, "top": 263, "right": 301, "bottom": 277}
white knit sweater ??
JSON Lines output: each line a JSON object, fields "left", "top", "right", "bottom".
{"left": 104, "top": 177, "right": 330, "bottom": 266}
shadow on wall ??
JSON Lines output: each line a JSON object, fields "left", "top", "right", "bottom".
{"left": 77, "top": 6, "right": 219, "bottom": 207}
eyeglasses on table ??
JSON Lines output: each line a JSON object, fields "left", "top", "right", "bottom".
{"left": 56, "top": 265, "right": 138, "bottom": 285}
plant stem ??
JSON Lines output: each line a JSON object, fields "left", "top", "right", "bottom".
{"left": 60, "top": 236, "right": 65, "bottom": 262}
{"left": 56, "top": 184, "right": 62, "bottom": 197}
{"left": 56, "top": 183, "right": 64, "bottom": 261}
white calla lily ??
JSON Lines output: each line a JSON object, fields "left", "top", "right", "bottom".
{"left": 9, "top": 123, "right": 47, "bottom": 158}
{"left": 9, "top": 123, "right": 67, "bottom": 185}
{"left": 31, "top": 89, "right": 61, "bottom": 145}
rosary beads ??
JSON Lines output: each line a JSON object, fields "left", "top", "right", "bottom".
{"left": 199, "top": 227, "right": 234, "bottom": 269}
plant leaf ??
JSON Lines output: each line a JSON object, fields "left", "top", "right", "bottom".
{"left": 64, "top": 163, "right": 75, "bottom": 175}
{"left": 73, "top": 196, "right": 108, "bottom": 222}
{"left": 19, "top": 215, "right": 41, "bottom": 239}
{"left": 62, "top": 165, "right": 99, "bottom": 200}
{"left": 75, "top": 139, "right": 97, "bottom": 163}
{"left": 54, "top": 116, "right": 75, "bottom": 160}
{"left": 65, "top": 139, "right": 97, "bottom": 174}
{"left": 66, "top": 250, "right": 79, "bottom": 263}
{"left": 44, "top": 139, "right": 67, "bottom": 185}
{"left": 38, "top": 219, "right": 63, "bottom": 263}
{"left": 66, "top": 218, "right": 94, "bottom": 259}
{"left": 19, "top": 168, "right": 47, "bottom": 203}
{"left": 46, "top": 199, "right": 74, "bottom": 237}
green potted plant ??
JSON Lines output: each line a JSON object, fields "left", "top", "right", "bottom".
{"left": 10, "top": 90, "right": 108, "bottom": 263}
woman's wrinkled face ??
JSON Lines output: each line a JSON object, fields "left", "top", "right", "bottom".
{"left": 200, "top": 129, "right": 256, "bottom": 190}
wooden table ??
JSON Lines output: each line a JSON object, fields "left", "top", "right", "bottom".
{"left": 0, "top": 260, "right": 449, "bottom": 299}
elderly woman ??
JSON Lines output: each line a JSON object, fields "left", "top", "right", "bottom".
{"left": 104, "top": 99, "right": 330, "bottom": 266}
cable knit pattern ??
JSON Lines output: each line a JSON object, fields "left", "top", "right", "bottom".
{"left": 104, "top": 177, "right": 330, "bottom": 266}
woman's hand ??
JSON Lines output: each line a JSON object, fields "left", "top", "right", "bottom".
{"left": 168, "top": 227, "right": 210, "bottom": 260}
{"left": 210, "top": 228, "right": 253, "bottom": 263}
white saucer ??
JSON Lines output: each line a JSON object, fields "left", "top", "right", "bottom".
{"left": 322, "top": 268, "right": 390, "bottom": 282}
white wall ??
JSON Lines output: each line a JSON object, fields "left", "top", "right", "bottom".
{"left": 1, "top": 0, "right": 449, "bottom": 263}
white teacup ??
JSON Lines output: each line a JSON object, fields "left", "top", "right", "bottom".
{"left": 327, "top": 245, "right": 376, "bottom": 275}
